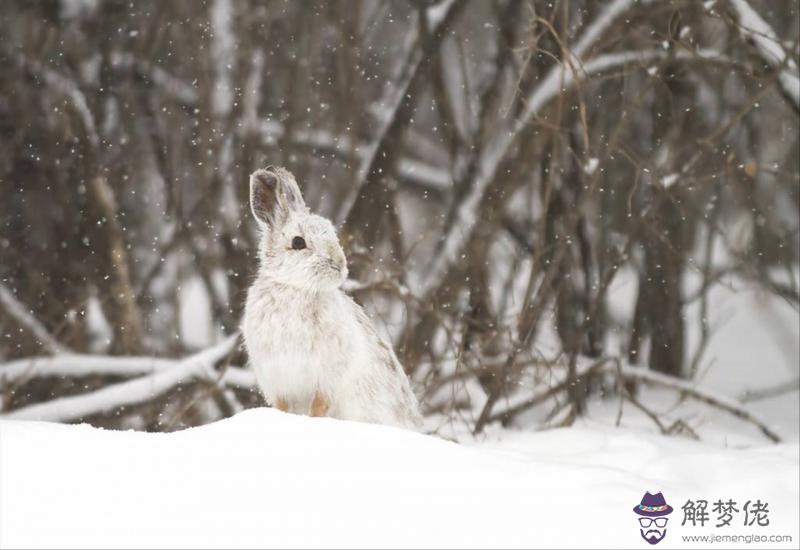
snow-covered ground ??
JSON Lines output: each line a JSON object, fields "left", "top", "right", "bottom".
{"left": 1, "top": 266, "right": 798, "bottom": 549}
{"left": 1, "top": 408, "right": 797, "bottom": 549}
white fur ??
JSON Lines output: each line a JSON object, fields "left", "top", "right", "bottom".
{"left": 242, "top": 167, "right": 422, "bottom": 429}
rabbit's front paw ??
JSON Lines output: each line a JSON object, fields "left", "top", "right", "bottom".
{"left": 273, "top": 398, "right": 289, "bottom": 413}
{"left": 309, "top": 392, "right": 329, "bottom": 417}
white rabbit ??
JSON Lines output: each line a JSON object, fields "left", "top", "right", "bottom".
{"left": 242, "top": 167, "right": 422, "bottom": 430}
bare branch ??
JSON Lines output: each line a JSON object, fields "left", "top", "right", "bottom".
{"left": 340, "top": 0, "right": 465, "bottom": 240}
{"left": 0, "top": 284, "right": 70, "bottom": 355}
{"left": 615, "top": 363, "right": 783, "bottom": 443}
{"left": 422, "top": 0, "right": 659, "bottom": 294}
{"left": 488, "top": 358, "right": 783, "bottom": 443}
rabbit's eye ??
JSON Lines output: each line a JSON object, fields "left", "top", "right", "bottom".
{"left": 291, "top": 236, "right": 307, "bottom": 250}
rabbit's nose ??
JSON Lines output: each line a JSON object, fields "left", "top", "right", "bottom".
{"left": 324, "top": 243, "right": 347, "bottom": 271}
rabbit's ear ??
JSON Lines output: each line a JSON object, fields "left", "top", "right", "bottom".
{"left": 250, "top": 169, "right": 281, "bottom": 227}
{"left": 272, "top": 167, "right": 307, "bottom": 214}
{"left": 250, "top": 167, "right": 306, "bottom": 228}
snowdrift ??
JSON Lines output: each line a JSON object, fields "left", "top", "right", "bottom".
{"left": 1, "top": 408, "right": 797, "bottom": 549}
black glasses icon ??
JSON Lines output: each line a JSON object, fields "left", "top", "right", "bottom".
{"left": 639, "top": 517, "right": 669, "bottom": 528}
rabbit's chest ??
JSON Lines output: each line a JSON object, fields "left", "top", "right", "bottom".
{"left": 244, "top": 289, "right": 351, "bottom": 397}
{"left": 263, "top": 306, "right": 345, "bottom": 359}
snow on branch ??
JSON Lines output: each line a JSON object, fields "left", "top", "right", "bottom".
{"left": 0, "top": 354, "right": 174, "bottom": 382}
{"left": 726, "top": 0, "right": 800, "bottom": 111}
{"left": 0, "top": 350, "right": 258, "bottom": 390}
{"left": 218, "top": 366, "right": 257, "bottom": 389}
{"left": 0, "top": 284, "right": 70, "bottom": 355}
{"left": 2, "top": 335, "right": 242, "bottom": 422}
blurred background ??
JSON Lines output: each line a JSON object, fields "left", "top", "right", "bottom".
{"left": 0, "top": 0, "right": 798, "bottom": 440}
